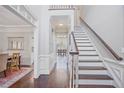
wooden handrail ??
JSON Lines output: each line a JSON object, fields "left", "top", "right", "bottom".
{"left": 80, "top": 17, "right": 123, "bottom": 61}
{"left": 69, "top": 32, "right": 79, "bottom": 55}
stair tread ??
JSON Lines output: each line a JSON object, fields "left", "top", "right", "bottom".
{"left": 79, "top": 66, "right": 106, "bottom": 70}
{"left": 74, "top": 34, "right": 87, "bottom": 35}
{"left": 75, "top": 36, "right": 87, "bottom": 37}
{"left": 73, "top": 31, "right": 85, "bottom": 33}
{"left": 78, "top": 45, "right": 93, "bottom": 47}
{"left": 76, "top": 39, "right": 89, "bottom": 40}
{"left": 78, "top": 74, "right": 113, "bottom": 80}
{"left": 79, "top": 50, "right": 96, "bottom": 51}
{"left": 79, "top": 54, "right": 99, "bottom": 56}
{"left": 75, "top": 36, "right": 89, "bottom": 39}
{"left": 75, "top": 37, "right": 88, "bottom": 38}
{"left": 74, "top": 33, "right": 86, "bottom": 34}
{"left": 78, "top": 85, "right": 115, "bottom": 88}
{"left": 77, "top": 42, "right": 91, "bottom": 43}
{"left": 79, "top": 60, "right": 103, "bottom": 62}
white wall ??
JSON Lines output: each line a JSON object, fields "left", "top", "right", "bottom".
{"left": 80, "top": 5, "right": 124, "bottom": 58}
{"left": 0, "top": 32, "right": 2, "bottom": 53}
{"left": 0, "top": 28, "right": 33, "bottom": 65}
{"left": 28, "top": 6, "right": 75, "bottom": 77}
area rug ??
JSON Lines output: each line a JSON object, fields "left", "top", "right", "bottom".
{"left": 0, "top": 68, "right": 32, "bottom": 88}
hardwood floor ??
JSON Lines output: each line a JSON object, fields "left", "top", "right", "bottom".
{"left": 10, "top": 56, "right": 69, "bottom": 88}
{"left": 10, "top": 71, "right": 34, "bottom": 88}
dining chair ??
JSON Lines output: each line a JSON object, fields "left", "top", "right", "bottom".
{"left": 11, "top": 53, "right": 20, "bottom": 70}
{"left": 0, "top": 54, "right": 8, "bottom": 77}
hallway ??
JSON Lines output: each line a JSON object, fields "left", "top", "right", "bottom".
{"left": 35, "top": 56, "right": 69, "bottom": 88}
{"left": 10, "top": 56, "right": 69, "bottom": 88}
{"left": 0, "top": 5, "right": 123, "bottom": 88}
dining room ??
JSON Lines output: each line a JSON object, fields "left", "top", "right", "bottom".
{"left": 0, "top": 5, "right": 34, "bottom": 87}
{"left": 0, "top": 27, "right": 34, "bottom": 87}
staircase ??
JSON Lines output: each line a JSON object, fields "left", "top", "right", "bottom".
{"left": 73, "top": 27, "right": 115, "bottom": 88}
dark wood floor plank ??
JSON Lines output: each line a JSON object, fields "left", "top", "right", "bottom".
{"left": 79, "top": 60, "right": 103, "bottom": 62}
{"left": 78, "top": 74, "right": 113, "bottom": 80}
{"left": 79, "top": 66, "right": 106, "bottom": 70}
{"left": 10, "top": 71, "right": 34, "bottom": 88}
{"left": 10, "top": 57, "right": 69, "bottom": 88}
{"left": 78, "top": 85, "right": 115, "bottom": 88}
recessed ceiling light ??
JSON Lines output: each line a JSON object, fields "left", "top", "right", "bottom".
{"left": 59, "top": 24, "right": 63, "bottom": 26}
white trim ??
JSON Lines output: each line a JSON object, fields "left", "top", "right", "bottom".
{"left": 2, "top": 5, "right": 36, "bottom": 27}
{"left": 103, "top": 58, "right": 124, "bottom": 87}
{"left": 0, "top": 25, "right": 33, "bottom": 28}
{"left": 0, "top": 27, "right": 34, "bottom": 33}
{"left": 33, "top": 21, "right": 40, "bottom": 78}
{"left": 38, "top": 53, "right": 56, "bottom": 75}
{"left": 38, "top": 54, "right": 50, "bottom": 74}
{"left": 76, "top": 79, "right": 114, "bottom": 85}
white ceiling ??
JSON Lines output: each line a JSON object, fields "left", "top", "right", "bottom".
{"left": 0, "top": 6, "right": 30, "bottom": 26}
{"left": 50, "top": 15, "right": 70, "bottom": 30}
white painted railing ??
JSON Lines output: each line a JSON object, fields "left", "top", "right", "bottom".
{"left": 103, "top": 58, "right": 124, "bottom": 87}
{"left": 3, "top": 5, "right": 36, "bottom": 26}
{"left": 49, "top": 5, "right": 75, "bottom": 10}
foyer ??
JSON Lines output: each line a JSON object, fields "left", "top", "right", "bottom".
{"left": 0, "top": 5, "right": 124, "bottom": 88}
{"left": 10, "top": 56, "right": 68, "bottom": 88}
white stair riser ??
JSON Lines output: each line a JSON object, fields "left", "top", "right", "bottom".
{"left": 78, "top": 70, "right": 108, "bottom": 75}
{"left": 74, "top": 35, "right": 88, "bottom": 37}
{"left": 74, "top": 29, "right": 86, "bottom": 34}
{"left": 74, "top": 33, "right": 85, "bottom": 34}
{"left": 74, "top": 33, "right": 86, "bottom": 35}
{"left": 77, "top": 43, "right": 92, "bottom": 46}
{"left": 79, "top": 51, "right": 98, "bottom": 55}
{"left": 78, "top": 47, "right": 95, "bottom": 50}
{"left": 79, "top": 56, "right": 100, "bottom": 60}
{"left": 76, "top": 40, "right": 89, "bottom": 42}
{"left": 74, "top": 32, "right": 87, "bottom": 36}
{"left": 76, "top": 41, "right": 91, "bottom": 43}
{"left": 76, "top": 80, "right": 114, "bottom": 85}
{"left": 78, "top": 63, "right": 103, "bottom": 67}
{"left": 75, "top": 37, "right": 88, "bottom": 39}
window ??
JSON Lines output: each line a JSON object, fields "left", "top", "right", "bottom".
{"left": 8, "top": 37, "right": 24, "bottom": 50}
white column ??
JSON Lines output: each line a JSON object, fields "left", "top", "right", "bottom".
{"left": 39, "top": 6, "right": 50, "bottom": 74}
{"left": 34, "top": 21, "right": 40, "bottom": 78}
{"left": 74, "top": 7, "right": 80, "bottom": 26}
{"left": 71, "top": 12, "right": 74, "bottom": 32}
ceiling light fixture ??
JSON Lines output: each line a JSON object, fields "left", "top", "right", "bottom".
{"left": 59, "top": 23, "right": 63, "bottom": 26}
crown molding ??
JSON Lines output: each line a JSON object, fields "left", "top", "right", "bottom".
{"left": 0, "top": 25, "right": 34, "bottom": 33}
{"left": 0, "top": 25, "right": 34, "bottom": 28}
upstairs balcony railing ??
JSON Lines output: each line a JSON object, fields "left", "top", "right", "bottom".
{"left": 3, "top": 5, "right": 36, "bottom": 26}
{"left": 49, "top": 5, "right": 75, "bottom": 10}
